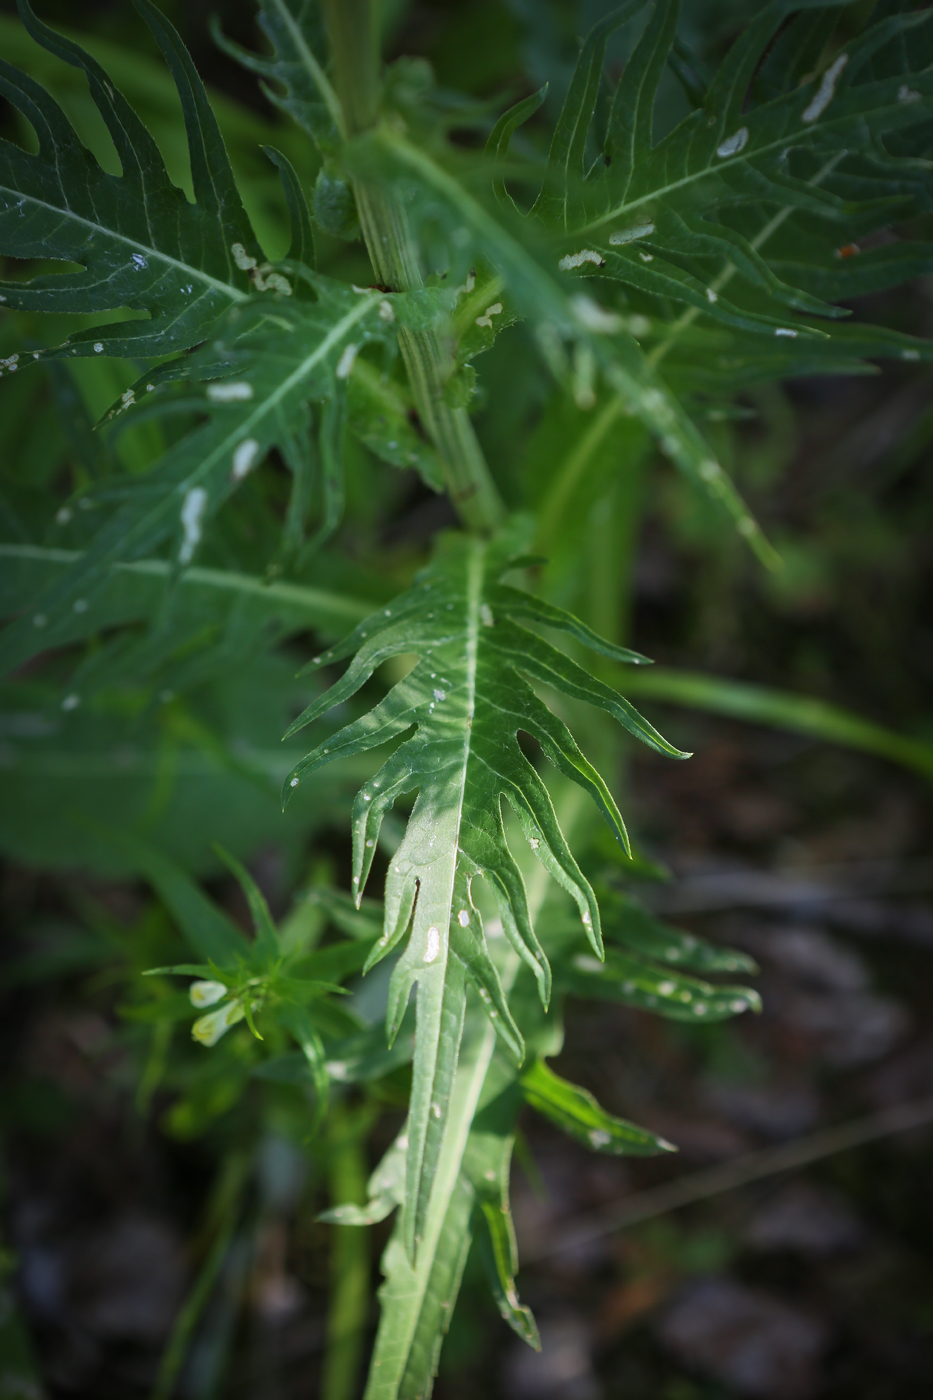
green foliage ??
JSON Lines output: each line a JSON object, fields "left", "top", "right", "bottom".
{"left": 0, "top": 0, "right": 260, "bottom": 358}
{"left": 1, "top": 0, "right": 930, "bottom": 1395}
{"left": 284, "top": 524, "right": 686, "bottom": 1257}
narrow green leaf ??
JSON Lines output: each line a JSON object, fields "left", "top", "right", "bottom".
{"left": 561, "top": 948, "right": 762, "bottom": 1022}
{"left": 263, "top": 143, "right": 316, "bottom": 268}
{"left": 463, "top": 1060, "right": 539, "bottom": 1348}
{"left": 520, "top": 1058, "right": 675, "bottom": 1155}
{"left": 212, "top": 0, "right": 343, "bottom": 146}
{"left": 598, "top": 890, "right": 758, "bottom": 974}
{"left": 622, "top": 667, "right": 933, "bottom": 782}
{"left": 212, "top": 843, "right": 281, "bottom": 965}
{"left": 280, "top": 1004, "right": 329, "bottom": 1127}
{"left": 535, "top": 1, "right": 648, "bottom": 229}
{"left": 485, "top": 85, "right": 547, "bottom": 213}
{"left": 89, "top": 825, "right": 250, "bottom": 967}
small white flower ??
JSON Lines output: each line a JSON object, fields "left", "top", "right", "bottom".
{"left": 192, "top": 1001, "right": 244, "bottom": 1046}
{"left": 189, "top": 979, "right": 228, "bottom": 1008}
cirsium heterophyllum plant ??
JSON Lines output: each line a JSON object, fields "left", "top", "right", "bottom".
{"left": 1, "top": 0, "right": 932, "bottom": 1394}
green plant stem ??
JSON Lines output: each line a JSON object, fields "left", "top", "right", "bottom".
{"left": 151, "top": 1153, "right": 250, "bottom": 1400}
{"left": 323, "top": 1107, "right": 373, "bottom": 1400}
{"left": 321, "top": 0, "right": 504, "bottom": 534}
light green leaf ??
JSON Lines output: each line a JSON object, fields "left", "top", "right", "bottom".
{"left": 520, "top": 1057, "right": 675, "bottom": 1155}
{"left": 560, "top": 948, "right": 762, "bottom": 1022}
{"left": 463, "top": 1058, "right": 539, "bottom": 1348}
{"left": 597, "top": 888, "right": 758, "bottom": 974}
{"left": 284, "top": 526, "right": 685, "bottom": 1260}
{"left": 212, "top": 843, "right": 282, "bottom": 966}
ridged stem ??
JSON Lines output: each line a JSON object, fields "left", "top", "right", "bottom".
{"left": 321, "top": 0, "right": 504, "bottom": 533}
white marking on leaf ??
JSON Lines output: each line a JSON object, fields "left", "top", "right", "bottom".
{"left": 179, "top": 487, "right": 208, "bottom": 565}
{"left": 716, "top": 126, "right": 749, "bottom": 158}
{"left": 424, "top": 925, "right": 440, "bottom": 963}
{"left": 458, "top": 909, "right": 470, "bottom": 927}
{"left": 475, "top": 301, "right": 504, "bottom": 328}
{"left": 589, "top": 1129, "right": 611, "bottom": 1147}
{"left": 231, "top": 439, "right": 260, "bottom": 480}
{"left": 609, "top": 222, "right": 654, "bottom": 246}
{"left": 802, "top": 54, "right": 848, "bottom": 123}
{"left": 706, "top": 287, "right": 718, "bottom": 304}
{"left": 207, "top": 381, "right": 253, "bottom": 402}
{"left": 61, "top": 694, "right": 80, "bottom": 711}
{"left": 254, "top": 270, "right": 292, "bottom": 295}
{"left": 336, "top": 343, "right": 359, "bottom": 379}
{"left": 572, "top": 295, "right": 622, "bottom": 334}
{"left": 231, "top": 242, "right": 257, "bottom": 271}
{"left": 558, "top": 250, "right": 604, "bottom": 272}
{"left": 775, "top": 327, "right": 798, "bottom": 337}
{"left": 898, "top": 84, "right": 921, "bottom": 104}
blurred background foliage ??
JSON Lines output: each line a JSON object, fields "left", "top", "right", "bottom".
{"left": 0, "top": 0, "right": 932, "bottom": 1397}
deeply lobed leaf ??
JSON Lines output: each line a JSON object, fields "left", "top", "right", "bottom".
{"left": 284, "top": 525, "right": 686, "bottom": 1259}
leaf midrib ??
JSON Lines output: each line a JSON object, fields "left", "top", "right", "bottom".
{"left": 368, "top": 791, "right": 588, "bottom": 1398}
{"left": 575, "top": 85, "right": 926, "bottom": 236}
{"left": 0, "top": 543, "right": 371, "bottom": 625}
{"left": 408, "top": 540, "right": 483, "bottom": 1228}
{"left": 94, "top": 293, "right": 380, "bottom": 564}
{"left": 0, "top": 181, "right": 249, "bottom": 305}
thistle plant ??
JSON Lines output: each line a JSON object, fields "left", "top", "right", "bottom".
{"left": 1, "top": 1, "right": 931, "bottom": 1395}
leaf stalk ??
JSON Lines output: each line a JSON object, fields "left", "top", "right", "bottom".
{"left": 321, "top": 0, "right": 504, "bottom": 534}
